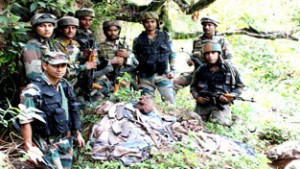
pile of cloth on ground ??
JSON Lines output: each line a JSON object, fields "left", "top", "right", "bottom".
{"left": 89, "top": 96, "right": 255, "bottom": 166}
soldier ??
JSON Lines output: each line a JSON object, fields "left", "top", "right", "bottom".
{"left": 132, "top": 12, "right": 176, "bottom": 104}
{"left": 54, "top": 16, "right": 96, "bottom": 87}
{"left": 74, "top": 8, "right": 97, "bottom": 57}
{"left": 173, "top": 16, "right": 234, "bottom": 90}
{"left": 22, "top": 13, "right": 57, "bottom": 82}
{"left": 17, "top": 52, "right": 85, "bottom": 168}
{"left": 190, "top": 42, "right": 244, "bottom": 126}
{"left": 99, "top": 20, "right": 138, "bottom": 92}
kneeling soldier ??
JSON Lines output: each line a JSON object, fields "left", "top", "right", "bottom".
{"left": 190, "top": 42, "right": 244, "bottom": 125}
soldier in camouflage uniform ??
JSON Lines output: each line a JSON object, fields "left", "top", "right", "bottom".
{"left": 54, "top": 16, "right": 96, "bottom": 88}
{"left": 99, "top": 20, "right": 138, "bottom": 91}
{"left": 133, "top": 12, "right": 176, "bottom": 104}
{"left": 74, "top": 8, "right": 97, "bottom": 56}
{"left": 190, "top": 42, "right": 244, "bottom": 125}
{"left": 173, "top": 16, "right": 234, "bottom": 90}
{"left": 17, "top": 52, "right": 85, "bottom": 169}
{"left": 22, "top": 13, "right": 57, "bottom": 82}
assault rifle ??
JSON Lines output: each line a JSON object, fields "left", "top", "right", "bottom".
{"left": 79, "top": 38, "right": 112, "bottom": 101}
{"left": 199, "top": 91, "right": 255, "bottom": 110}
{"left": 113, "top": 36, "right": 128, "bottom": 93}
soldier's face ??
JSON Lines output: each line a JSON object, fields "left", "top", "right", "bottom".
{"left": 43, "top": 63, "right": 67, "bottom": 81}
{"left": 79, "top": 16, "right": 93, "bottom": 30}
{"left": 35, "top": 22, "right": 54, "bottom": 39}
{"left": 204, "top": 51, "right": 219, "bottom": 65}
{"left": 106, "top": 26, "right": 120, "bottom": 41}
{"left": 143, "top": 19, "right": 157, "bottom": 31}
{"left": 61, "top": 25, "right": 77, "bottom": 39}
{"left": 202, "top": 22, "right": 216, "bottom": 37}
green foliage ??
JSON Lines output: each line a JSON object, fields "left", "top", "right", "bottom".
{"left": 202, "top": 153, "right": 270, "bottom": 169}
{"left": 0, "top": 102, "right": 20, "bottom": 139}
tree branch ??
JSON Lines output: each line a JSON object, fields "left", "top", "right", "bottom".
{"left": 173, "top": 27, "right": 299, "bottom": 41}
{"left": 173, "top": 0, "right": 217, "bottom": 14}
{"left": 220, "top": 27, "right": 299, "bottom": 41}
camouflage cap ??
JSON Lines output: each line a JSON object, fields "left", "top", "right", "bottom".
{"left": 75, "top": 8, "right": 95, "bottom": 18}
{"left": 141, "top": 12, "right": 159, "bottom": 21}
{"left": 43, "top": 52, "right": 69, "bottom": 65}
{"left": 31, "top": 13, "right": 57, "bottom": 26}
{"left": 200, "top": 16, "right": 220, "bottom": 26}
{"left": 103, "top": 20, "right": 122, "bottom": 29}
{"left": 57, "top": 16, "right": 79, "bottom": 27}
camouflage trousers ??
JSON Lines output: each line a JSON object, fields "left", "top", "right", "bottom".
{"left": 139, "top": 73, "right": 176, "bottom": 104}
{"left": 36, "top": 136, "right": 74, "bottom": 169}
{"left": 173, "top": 72, "right": 193, "bottom": 91}
{"left": 195, "top": 104, "right": 232, "bottom": 126}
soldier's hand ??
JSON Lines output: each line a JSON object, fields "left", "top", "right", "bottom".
{"left": 26, "top": 144, "right": 43, "bottom": 164}
{"left": 219, "top": 95, "right": 229, "bottom": 103}
{"left": 85, "top": 61, "right": 97, "bottom": 70}
{"left": 116, "top": 49, "right": 128, "bottom": 58}
{"left": 91, "top": 49, "right": 97, "bottom": 57}
{"left": 196, "top": 96, "right": 209, "bottom": 104}
{"left": 167, "top": 72, "right": 175, "bottom": 79}
{"left": 76, "top": 132, "right": 85, "bottom": 148}
{"left": 111, "top": 56, "right": 125, "bottom": 66}
{"left": 187, "top": 59, "right": 194, "bottom": 66}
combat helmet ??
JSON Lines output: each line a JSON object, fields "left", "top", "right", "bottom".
{"left": 140, "top": 11, "right": 159, "bottom": 22}
{"left": 202, "top": 41, "right": 222, "bottom": 54}
{"left": 102, "top": 20, "right": 122, "bottom": 30}
{"left": 200, "top": 16, "right": 220, "bottom": 26}
{"left": 202, "top": 41, "right": 223, "bottom": 64}
{"left": 75, "top": 8, "right": 95, "bottom": 18}
{"left": 31, "top": 13, "right": 56, "bottom": 27}
{"left": 57, "top": 16, "right": 79, "bottom": 27}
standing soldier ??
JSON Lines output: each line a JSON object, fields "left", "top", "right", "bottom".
{"left": 74, "top": 8, "right": 97, "bottom": 57}
{"left": 99, "top": 20, "right": 138, "bottom": 92}
{"left": 190, "top": 42, "right": 244, "bottom": 126}
{"left": 22, "top": 13, "right": 57, "bottom": 82}
{"left": 173, "top": 16, "right": 234, "bottom": 90}
{"left": 133, "top": 12, "right": 176, "bottom": 104}
{"left": 54, "top": 16, "right": 96, "bottom": 87}
{"left": 17, "top": 51, "right": 85, "bottom": 168}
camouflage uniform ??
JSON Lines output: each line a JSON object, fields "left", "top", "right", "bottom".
{"left": 22, "top": 13, "right": 57, "bottom": 82}
{"left": 17, "top": 52, "right": 82, "bottom": 169}
{"left": 190, "top": 42, "right": 244, "bottom": 125}
{"left": 133, "top": 12, "right": 176, "bottom": 104}
{"left": 74, "top": 8, "right": 96, "bottom": 49}
{"left": 54, "top": 16, "right": 88, "bottom": 89}
{"left": 99, "top": 20, "right": 139, "bottom": 92}
{"left": 174, "top": 17, "right": 234, "bottom": 90}
{"left": 74, "top": 8, "right": 109, "bottom": 101}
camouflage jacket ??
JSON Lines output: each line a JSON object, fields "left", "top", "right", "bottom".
{"left": 98, "top": 39, "right": 138, "bottom": 73}
{"left": 190, "top": 62, "right": 244, "bottom": 101}
{"left": 54, "top": 37, "right": 87, "bottom": 86}
{"left": 192, "top": 33, "right": 233, "bottom": 68}
{"left": 22, "top": 36, "right": 56, "bottom": 82}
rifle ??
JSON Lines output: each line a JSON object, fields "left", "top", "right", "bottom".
{"left": 199, "top": 91, "right": 255, "bottom": 110}
{"left": 113, "top": 36, "right": 128, "bottom": 93}
{"left": 79, "top": 39, "right": 104, "bottom": 101}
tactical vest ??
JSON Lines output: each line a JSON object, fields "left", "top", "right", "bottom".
{"left": 31, "top": 78, "right": 76, "bottom": 138}
{"left": 197, "top": 62, "right": 236, "bottom": 94}
{"left": 99, "top": 40, "right": 127, "bottom": 60}
{"left": 136, "top": 30, "right": 172, "bottom": 75}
